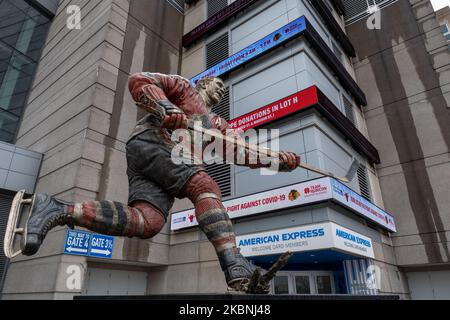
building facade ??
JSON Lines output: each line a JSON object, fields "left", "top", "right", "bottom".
{"left": 344, "top": 0, "right": 450, "bottom": 299}
{"left": 436, "top": 5, "right": 450, "bottom": 46}
{"left": 0, "top": 0, "right": 448, "bottom": 299}
{"left": 1, "top": 0, "right": 185, "bottom": 299}
{"left": 0, "top": 0, "right": 54, "bottom": 295}
{"left": 170, "top": 0, "right": 404, "bottom": 297}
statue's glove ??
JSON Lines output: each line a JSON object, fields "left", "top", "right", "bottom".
{"left": 160, "top": 102, "right": 188, "bottom": 130}
{"left": 137, "top": 85, "right": 188, "bottom": 130}
{"left": 278, "top": 152, "right": 301, "bottom": 172}
{"left": 149, "top": 100, "right": 188, "bottom": 130}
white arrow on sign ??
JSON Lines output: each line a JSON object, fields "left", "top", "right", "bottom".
{"left": 66, "top": 247, "right": 88, "bottom": 254}
{"left": 90, "top": 248, "right": 111, "bottom": 256}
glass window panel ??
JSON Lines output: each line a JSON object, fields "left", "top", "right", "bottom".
{"left": 0, "top": 0, "right": 51, "bottom": 143}
{"left": 273, "top": 276, "right": 289, "bottom": 294}
{"left": 316, "top": 276, "right": 332, "bottom": 294}
{"left": 295, "top": 276, "right": 311, "bottom": 294}
{"left": 8, "top": 92, "right": 28, "bottom": 115}
{"left": 0, "top": 128, "right": 14, "bottom": 143}
{"left": 0, "top": 110, "right": 19, "bottom": 135}
{"left": 10, "top": 0, "right": 30, "bottom": 11}
{"left": 441, "top": 24, "right": 449, "bottom": 34}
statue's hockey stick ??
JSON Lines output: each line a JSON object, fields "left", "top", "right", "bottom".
{"left": 246, "top": 251, "right": 294, "bottom": 294}
{"left": 186, "top": 120, "right": 359, "bottom": 183}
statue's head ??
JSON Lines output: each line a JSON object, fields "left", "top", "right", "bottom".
{"left": 195, "top": 77, "right": 225, "bottom": 109}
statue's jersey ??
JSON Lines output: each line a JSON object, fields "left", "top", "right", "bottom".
{"left": 128, "top": 72, "right": 230, "bottom": 141}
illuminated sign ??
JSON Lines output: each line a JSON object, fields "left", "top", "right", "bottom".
{"left": 227, "top": 85, "right": 379, "bottom": 163}
{"left": 236, "top": 222, "right": 375, "bottom": 259}
{"left": 190, "top": 16, "right": 306, "bottom": 85}
{"left": 228, "top": 86, "right": 318, "bottom": 131}
{"left": 330, "top": 179, "right": 397, "bottom": 232}
{"left": 171, "top": 177, "right": 396, "bottom": 232}
{"left": 171, "top": 177, "right": 332, "bottom": 230}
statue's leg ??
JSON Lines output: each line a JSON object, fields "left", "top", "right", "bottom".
{"left": 15, "top": 194, "right": 166, "bottom": 257}
{"left": 180, "top": 171, "right": 264, "bottom": 293}
{"left": 72, "top": 199, "right": 165, "bottom": 239}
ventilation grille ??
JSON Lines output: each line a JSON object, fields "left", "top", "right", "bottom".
{"left": 206, "top": 86, "right": 231, "bottom": 197}
{"left": 206, "top": 164, "right": 232, "bottom": 197}
{"left": 167, "top": 0, "right": 184, "bottom": 13}
{"left": 208, "top": 0, "right": 228, "bottom": 18}
{"left": 342, "top": 0, "right": 398, "bottom": 25}
{"left": 343, "top": 95, "right": 356, "bottom": 125}
{"left": 212, "top": 87, "right": 230, "bottom": 121}
{"left": 0, "top": 193, "right": 14, "bottom": 292}
{"left": 206, "top": 33, "right": 229, "bottom": 69}
{"left": 357, "top": 165, "right": 371, "bottom": 201}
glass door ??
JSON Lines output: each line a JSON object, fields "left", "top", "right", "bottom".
{"left": 271, "top": 271, "right": 335, "bottom": 294}
{"left": 294, "top": 275, "right": 312, "bottom": 294}
{"left": 272, "top": 275, "right": 290, "bottom": 294}
{"left": 315, "top": 274, "right": 334, "bottom": 294}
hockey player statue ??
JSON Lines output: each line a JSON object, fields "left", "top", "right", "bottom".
{"left": 4, "top": 72, "right": 356, "bottom": 294}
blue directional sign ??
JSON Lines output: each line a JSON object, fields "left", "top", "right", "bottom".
{"left": 88, "top": 234, "right": 114, "bottom": 258}
{"left": 64, "top": 229, "right": 114, "bottom": 259}
{"left": 64, "top": 230, "right": 91, "bottom": 256}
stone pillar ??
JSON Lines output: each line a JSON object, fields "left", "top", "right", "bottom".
{"left": 2, "top": 0, "right": 185, "bottom": 299}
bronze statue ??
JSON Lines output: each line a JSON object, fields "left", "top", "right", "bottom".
{"left": 5, "top": 72, "right": 303, "bottom": 294}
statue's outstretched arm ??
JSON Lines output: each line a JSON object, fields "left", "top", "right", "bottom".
{"left": 128, "top": 73, "right": 187, "bottom": 130}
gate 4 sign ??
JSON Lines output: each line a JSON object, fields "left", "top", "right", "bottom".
{"left": 64, "top": 230, "right": 90, "bottom": 255}
{"left": 64, "top": 229, "right": 114, "bottom": 259}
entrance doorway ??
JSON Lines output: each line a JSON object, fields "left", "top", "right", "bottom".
{"left": 271, "top": 271, "right": 335, "bottom": 295}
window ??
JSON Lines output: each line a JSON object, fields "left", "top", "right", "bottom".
{"left": 206, "top": 33, "right": 229, "bottom": 69}
{"left": 357, "top": 164, "right": 371, "bottom": 201}
{"left": 207, "top": 0, "right": 228, "bottom": 18}
{"left": 440, "top": 24, "right": 450, "bottom": 42}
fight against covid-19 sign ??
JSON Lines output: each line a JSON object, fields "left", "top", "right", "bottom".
{"left": 171, "top": 177, "right": 332, "bottom": 230}
{"left": 171, "top": 177, "right": 396, "bottom": 232}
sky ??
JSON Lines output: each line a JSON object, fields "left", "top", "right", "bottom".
{"left": 431, "top": 0, "right": 450, "bottom": 10}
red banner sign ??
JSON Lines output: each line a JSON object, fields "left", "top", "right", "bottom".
{"left": 228, "top": 86, "right": 319, "bottom": 131}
